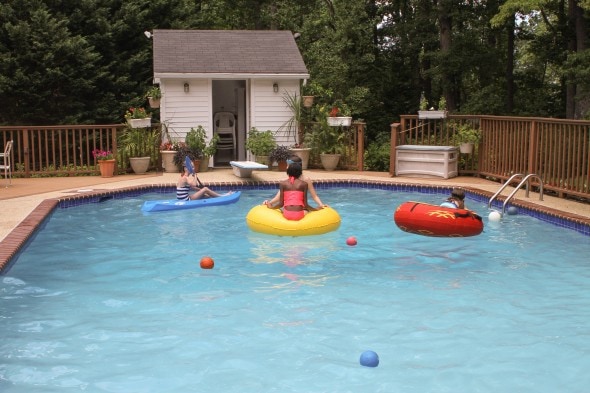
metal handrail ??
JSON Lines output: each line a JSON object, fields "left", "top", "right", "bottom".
{"left": 488, "top": 173, "right": 544, "bottom": 214}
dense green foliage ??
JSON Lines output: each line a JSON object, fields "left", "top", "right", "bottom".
{"left": 1, "top": 0, "right": 589, "bottom": 136}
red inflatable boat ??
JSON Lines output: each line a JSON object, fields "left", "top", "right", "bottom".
{"left": 394, "top": 201, "right": 483, "bottom": 237}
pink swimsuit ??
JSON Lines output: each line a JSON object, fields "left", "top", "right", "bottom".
{"left": 284, "top": 191, "right": 304, "bottom": 206}
{"left": 283, "top": 209, "right": 305, "bottom": 221}
{"left": 283, "top": 185, "right": 305, "bottom": 220}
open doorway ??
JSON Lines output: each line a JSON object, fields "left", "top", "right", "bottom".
{"left": 212, "top": 80, "right": 247, "bottom": 166}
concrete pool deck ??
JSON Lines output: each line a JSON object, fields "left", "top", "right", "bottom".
{"left": 1, "top": 168, "right": 589, "bottom": 269}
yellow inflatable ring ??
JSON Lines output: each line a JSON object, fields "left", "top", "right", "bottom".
{"left": 246, "top": 205, "right": 341, "bottom": 236}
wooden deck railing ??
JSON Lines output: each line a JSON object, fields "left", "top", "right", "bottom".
{"left": 392, "top": 115, "right": 590, "bottom": 199}
{"left": 0, "top": 124, "right": 164, "bottom": 177}
{"left": 3, "top": 117, "right": 588, "bottom": 200}
{"left": 0, "top": 122, "right": 365, "bottom": 177}
{"left": 299, "top": 121, "right": 365, "bottom": 171}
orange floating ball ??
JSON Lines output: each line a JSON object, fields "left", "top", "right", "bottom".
{"left": 346, "top": 236, "right": 357, "bottom": 246}
{"left": 200, "top": 256, "right": 214, "bottom": 269}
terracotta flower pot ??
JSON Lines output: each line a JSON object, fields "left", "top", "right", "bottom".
{"left": 98, "top": 159, "right": 116, "bottom": 178}
{"left": 277, "top": 160, "right": 288, "bottom": 171}
{"left": 148, "top": 97, "right": 160, "bottom": 108}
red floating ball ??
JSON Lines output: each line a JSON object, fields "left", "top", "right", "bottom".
{"left": 346, "top": 236, "right": 357, "bottom": 246}
{"left": 200, "top": 256, "right": 214, "bottom": 269}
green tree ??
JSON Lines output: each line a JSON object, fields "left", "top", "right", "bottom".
{"left": 493, "top": 0, "right": 590, "bottom": 119}
{"left": 0, "top": 0, "right": 100, "bottom": 124}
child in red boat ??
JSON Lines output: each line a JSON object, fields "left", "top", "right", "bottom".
{"left": 441, "top": 188, "right": 466, "bottom": 209}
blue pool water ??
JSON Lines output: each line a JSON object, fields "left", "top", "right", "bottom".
{"left": 1, "top": 188, "right": 589, "bottom": 393}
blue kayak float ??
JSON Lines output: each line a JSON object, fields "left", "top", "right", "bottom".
{"left": 141, "top": 191, "right": 241, "bottom": 213}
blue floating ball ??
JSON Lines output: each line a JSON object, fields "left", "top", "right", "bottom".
{"left": 507, "top": 206, "right": 518, "bottom": 215}
{"left": 360, "top": 350, "right": 379, "bottom": 367}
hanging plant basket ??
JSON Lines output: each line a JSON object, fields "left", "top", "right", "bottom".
{"left": 302, "top": 96, "right": 314, "bottom": 108}
{"left": 148, "top": 97, "right": 160, "bottom": 109}
{"left": 418, "top": 110, "right": 447, "bottom": 120}
{"left": 127, "top": 118, "right": 152, "bottom": 128}
{"left": 459, "top": 143, "right": 474, "bottom": 154}
{"left": 327, "top": 116, "right": 352, "bottom": 127}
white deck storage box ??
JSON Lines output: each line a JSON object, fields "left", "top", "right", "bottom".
{"left": 395, "top": 145, "right": 458, "bottom": 179}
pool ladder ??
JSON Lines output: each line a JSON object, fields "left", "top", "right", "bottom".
{"left": 488, "top": 173, "right": 544, "bottom": 214}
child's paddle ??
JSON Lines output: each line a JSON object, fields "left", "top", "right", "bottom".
{"left": 185, "top": 156, "right": 204, "bottom": 187}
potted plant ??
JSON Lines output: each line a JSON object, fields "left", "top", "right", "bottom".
{"left": 301, "top": 80, "right": 328, "bottom": 108}
{"left": 308, "top": 118, "right": 345, "bottom": 171}
{"left": 160, "top": 140, "right": 181, "bottom": 173}
{"left": 327, "top": 100, "right": 352, "bottom": 127}
{"left": 92, "top": 148, "right": 116, "bottom": 178}
{"left": 146, "top": 86, "right": 162, "bottom": 109}
{"left": 301, "top": 83, "right": 314, "bottom": 108}
{"left": 125, "top": 107, "right": 152, "bottom": 128}
{"left": 185, "top": 125, "right": 219, "bottom": 172}
{"left": 302, "top": 95, "right": 314, "bottom": 108}
{"left": 245, "top": 128, "right": 277, "bottom": 165}
{"left": 417, "top": 92, "right": 447, "bottom": 119}
{"left": 453, "top": 122, "right": 481, "bottom": 154}
{"left": 279, "top": 91, "right": 313, "bottom": 169}
{"left": 173, "top": 144, "right": 202, "bottom": 172}
{"left": 182, "top": 127, "right": 205, "bottom": 171}
{"left": 120, "top": 126, "right": 159, "bottom": 174}
{"left": 280, "top": 91, "right": 303, "bottom": 146}
{"left": 290, "top": 144, "right": 312, "bottom": 170}
{"left": 269, "top": 145, "right": 292, "bottom": 171}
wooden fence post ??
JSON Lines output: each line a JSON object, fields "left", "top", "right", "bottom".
{"left": 389, "top": 122, "right": 400, "bottom": 176}
{"left": 23, "top": 128, "right": 30, "bottom": 178}
{"left": 356, "top": 122, "right": 365, "bottom": 171}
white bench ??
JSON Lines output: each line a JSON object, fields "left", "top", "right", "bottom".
{"left": 229, "top": 161, "right": 268, "bottom": 178}
{"left": 395, "top": 145, "right": 458, "bottom": 179}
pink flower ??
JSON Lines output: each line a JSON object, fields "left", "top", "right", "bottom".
{"left": 92, "top": 149, "right": 113, "bottom": 160}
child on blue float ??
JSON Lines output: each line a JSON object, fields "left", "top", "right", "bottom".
{"left": 441, "top": 188, "right": 466, "bottom": 209}
{"left": 265, "top": 162, "right": 318, "bottom": 220}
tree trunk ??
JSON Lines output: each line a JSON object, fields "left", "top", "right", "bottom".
{"left": 506, "top": 16, "right": 515, "bottom": 113}
{"left": 437, "top": 1, "right": 455, "bottom": 111}
{"left": 573, "top": 0, "right": 589, "bottom": 118}
{"left": 566, "top": 0, "right": 578, "bottom": 119}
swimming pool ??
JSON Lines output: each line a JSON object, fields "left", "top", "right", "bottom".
{"left": 1, "top": 187, "right": 589, "bottom": 392}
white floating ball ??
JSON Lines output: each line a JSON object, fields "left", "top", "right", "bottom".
{"left": 488, "top": 211, "right": 502, "bottom": 222}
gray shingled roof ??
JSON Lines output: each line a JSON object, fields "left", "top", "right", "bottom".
{"left": 153, "top": 30, "right": 309, "bottom": 76}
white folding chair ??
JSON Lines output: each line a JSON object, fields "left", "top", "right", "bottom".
{"left": 0, "top": 140, "right": 13, "bottom": 187}
{"left": 214, "top": 112, "right": 236, "bottom": 160}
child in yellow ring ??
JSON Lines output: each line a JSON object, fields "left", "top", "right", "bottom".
{"left": 263, "top": 155, "right": 326, "bottom": 208}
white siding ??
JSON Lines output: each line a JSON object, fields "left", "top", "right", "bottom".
{"left": 250, "top": 79, "right": 300, "bottom": 146}
{"left": 160, "top": 79, "right": 213, "bottom": 141}
{"left": 159, "top": 77, "right": 303, "bottom": 156}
